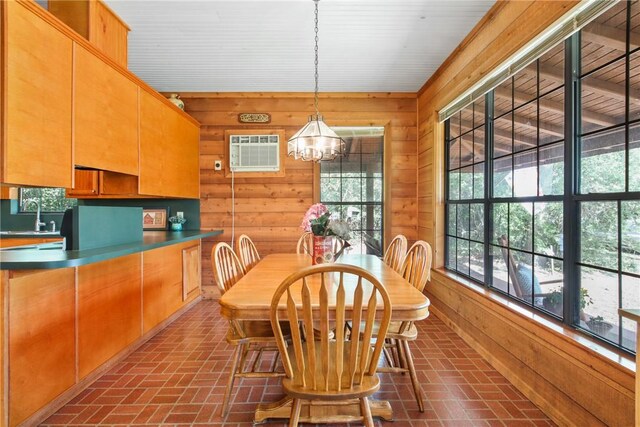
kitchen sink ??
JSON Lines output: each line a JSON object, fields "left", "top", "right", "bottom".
{"left": 0, "top": 230, "right": 59, "bottom": 236}
{"left": 0, "top": 242, "right": 64, "bottom": 251}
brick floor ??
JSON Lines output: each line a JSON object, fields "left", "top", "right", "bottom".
{"left": 42, "top": 300, "right": 554, "bottom": 426}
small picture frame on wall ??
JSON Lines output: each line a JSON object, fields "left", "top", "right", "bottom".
{"left": 143, "top": 208, "right": 168, "bottom": 230}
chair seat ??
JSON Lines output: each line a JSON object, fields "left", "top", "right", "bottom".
{"left": 227, "top": 320, "right": 290, "bottom": 344}
{"left": 384, "top": 321, "right": 417, "bottom": 340}
{"left": 283, "top": 341, "right": 381, "bottom": 401}
{"left": 353, "top": 321, "right": 418, "bottom": 341}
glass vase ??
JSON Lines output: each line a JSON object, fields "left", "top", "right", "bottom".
{"left": 312, "top": 235, "right": 335, "bottom": 265}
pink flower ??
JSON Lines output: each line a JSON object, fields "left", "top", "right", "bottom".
{"left": 301, "top": 203, "right": 329, "bottom": 232}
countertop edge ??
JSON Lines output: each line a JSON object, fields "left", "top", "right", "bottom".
{"left": 0, "top": 230, "right": 223, "bottom": 270}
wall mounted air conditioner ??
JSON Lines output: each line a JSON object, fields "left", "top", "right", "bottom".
{"left": 229, "top": 134, "right": 280, "bottom": 172}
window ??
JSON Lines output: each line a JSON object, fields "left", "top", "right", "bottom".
{"left": 319, "top": 127, "right": 384, "bottom": 255}
{"left": 445, "top": 2, "right": 639, "bottom": 354}
{"left": 19, "top": 188, "right": 76, "bottom": 213}
{"left": 577, "top": 1, "right": 640, "bottom": 352}
{"left": 446, "top": 98, "right": 486, "bottom": 282}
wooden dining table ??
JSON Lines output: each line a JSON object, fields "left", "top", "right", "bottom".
{"left": 218, "top": 253, "right": 431, "bottom": 423}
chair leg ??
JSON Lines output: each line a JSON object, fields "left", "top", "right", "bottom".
{"left": 401, "top": 339, "right": 424, "bottom": 412}
{"left": 396, "top": 339, "right": 407, "bottom": 373}
{"left": 289, "top": 398, "right": 302, "bottom": 427}
{"left": 221, "top": 344, "right": 243, "bottom": 416}
{"left": 360, "top": 396, "right": 374, "bottom": 427}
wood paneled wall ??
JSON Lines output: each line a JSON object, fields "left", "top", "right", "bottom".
{"left": 416, "top": 1, "right": 635, "bottom": 425}
{"left": 180, "top": 93, "right": 417, "bottom": 294}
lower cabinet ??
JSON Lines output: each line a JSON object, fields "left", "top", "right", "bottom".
{"left": 3, "top": 241, "right": 202, "bottom": 426}
{"left": 77, "top": 253, "right": 142, "bottom": 379}
{"left": 143, "top": 242, "right": 201, "bottom": 333}
{"left": 8, "top": 268, "right": 76, "bottom": 427}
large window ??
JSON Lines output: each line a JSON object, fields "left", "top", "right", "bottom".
{"left": 319, "top": 127, "right": 384, "bottom": 255}
{"left": 445, "top": 2, "right": 639, "bottom": 354}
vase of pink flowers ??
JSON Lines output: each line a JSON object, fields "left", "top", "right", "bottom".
{"left": 301, "top": 203, "right": 352, "bottom": 264}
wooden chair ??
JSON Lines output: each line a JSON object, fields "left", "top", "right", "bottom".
{"left": 296, "top": 232, "right": 313, "bottom": 255}
{"left": 270, "top": 264, "right": 392, "bottom": 426}
{"left": 377, "top": 240, "right": 432, "bottom": 412}
{"left": 211, "top": 242, "right": 283, "bottom": 416}
{"left": 236, "top": 234, "right": 260, "bottom": 272}
{"left": 383, "top": 234, "right": 407, "bottom": 273}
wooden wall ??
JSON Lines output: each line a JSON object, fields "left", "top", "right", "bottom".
{"left": 416, "top": 1, "right": 635, "bottom": 425}
{"left": 179, "top": 93, "right": 417, "bottom": 295}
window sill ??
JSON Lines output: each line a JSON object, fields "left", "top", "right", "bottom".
{"left": 432, "top": 267, "right": 636, "bottom": 373}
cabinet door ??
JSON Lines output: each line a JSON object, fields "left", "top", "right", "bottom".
{"left": 74, "top": 44, "right": 138, "bottom": 175}
{"left": 182, "top": 244, "right": 201, "bottom": 301}
{"left": 138, "top": 90, "right": 167, "bottom": 197}
{"left": 3, "top": 1, "right": 73, "bottom": 187}
{"left": 66, "top": 169, "right": 99, "bottom": 197}
{"left": 143, "top": 243, "right": 188, "bottom": 333}
{"left": 174, "top": 116, "right": 200, "bottom": 199}
{"left": 9, "top": 268, "right": 76, "bottom": 426}
{"left": 77, "top": 254, "right": 142, "bottom": 379}
{"left": 90, "top": 0, "right": 129, "bottom": 67}
{"left": 139, "top": 90, "right": 200, "bottom": 198}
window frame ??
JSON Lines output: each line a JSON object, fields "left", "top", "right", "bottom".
{"left": 315, "top": 126, "right": 387, "bottom": 255}
{"left": 444, "top": 15, "right": 639, "bottom": 355}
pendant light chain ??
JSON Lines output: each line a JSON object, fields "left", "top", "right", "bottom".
{"left": 313, "top": 0, "right": 320, "bottom": 117}
{"left": 286, "top": 0, "right": 345, "bottom": 162}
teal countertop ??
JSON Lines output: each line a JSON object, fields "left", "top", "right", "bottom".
{"left": 0, "top": 230, "right": 222, "bottom": 270}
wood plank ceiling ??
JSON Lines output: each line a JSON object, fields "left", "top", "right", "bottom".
{"left": 105, "top": 0, "right": 495, "bottom": 92}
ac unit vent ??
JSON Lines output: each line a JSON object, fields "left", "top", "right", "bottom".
{"left": 229, "top": 134, "right": 280, "bottom": 172}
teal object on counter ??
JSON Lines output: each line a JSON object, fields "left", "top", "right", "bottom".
{"left": 73, "top": 206, "right": 143, "bottom": 250}
{"left": 171, "top": 223, "right": 183, "bottom": 231}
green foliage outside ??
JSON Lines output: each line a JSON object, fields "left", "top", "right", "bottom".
{"left": 20, "top": 188, "right": 76, "bottom": 213}
{"left": 454, "top": 147, "right": 640, "bottom": 274}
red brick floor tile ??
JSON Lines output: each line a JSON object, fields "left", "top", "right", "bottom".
{"left": 40, "top": 300, "right": 554, "bottom": 426}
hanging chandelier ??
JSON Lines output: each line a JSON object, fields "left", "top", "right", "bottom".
{"left": 287, "top": 0, "right": 346, "bottom": 162}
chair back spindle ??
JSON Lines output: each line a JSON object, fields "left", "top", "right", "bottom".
{"left": 212, "top": 242, "right": 246, "bottom": 295}
{"left": 383, "top": 235, "right": 407, "bottom": 273}
{"left": 296, "top": 232, "right": 313, "bottom": 255}
{"left": 236, "top": 234, "right": 261, "bottom": 272}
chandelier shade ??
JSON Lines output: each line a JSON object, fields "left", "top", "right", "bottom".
{"left": 287, "top": 115, "right": 346, "bottom": 161}
{"left": 287, "top": 0, "right": 345, "bottom": 162}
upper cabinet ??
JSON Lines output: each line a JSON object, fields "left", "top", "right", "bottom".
{"left": 140, "top": 91, "right": 200, "bottom": 199}
{"left": 2, "top": 0, "right": 73, "bottom": 188}
{"left": 74, "top": 45, "right": 139, "bottom": 175}
{"left": 1, "top": 1, "right": 200, "bottom": 198}
{"left": 48, "top": 0, "right": 129, "bottom": 67}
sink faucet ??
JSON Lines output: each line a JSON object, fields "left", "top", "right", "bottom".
{"left": 23, "top": 199, "right": 46, "bottom": 232}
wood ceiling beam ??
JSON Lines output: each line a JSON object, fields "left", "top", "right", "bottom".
{"left": 537, "top": 64, "right": 640, "bottom": 105}
{"left": 582, "top": 23, "right": 640, "bottom": 52}
{"left": 494, "top": 87, "right": 615, "bottom": 127}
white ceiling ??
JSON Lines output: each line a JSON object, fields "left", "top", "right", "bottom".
{"left": 105, "top": 0, "right": 495, "bottom": 93}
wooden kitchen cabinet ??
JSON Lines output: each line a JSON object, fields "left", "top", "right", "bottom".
{"left": 2, "top": 0, "right": 73, "bottom": 188}
{"left": 77, "top": 254, "right": 142, "bottom": 379}
{"left": 8, "top": 268, "right": 76, "bottom": 427}
{"left": 74, "top": 44, "right": 139, "bottom": 175}
{"left": 48, "top": 0, "right": 130, "bottom": 67}
{"left": 67, "top": 169, "right": 139, "bottom": 198}
{"left": 182, "top": 244, "right": 201, "bottom": 301}
{"left": 139, "top": 90, "right": 200, "bottom": 198}
{"left": 143, "top": 242, "right": 201, "bottom": 333}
